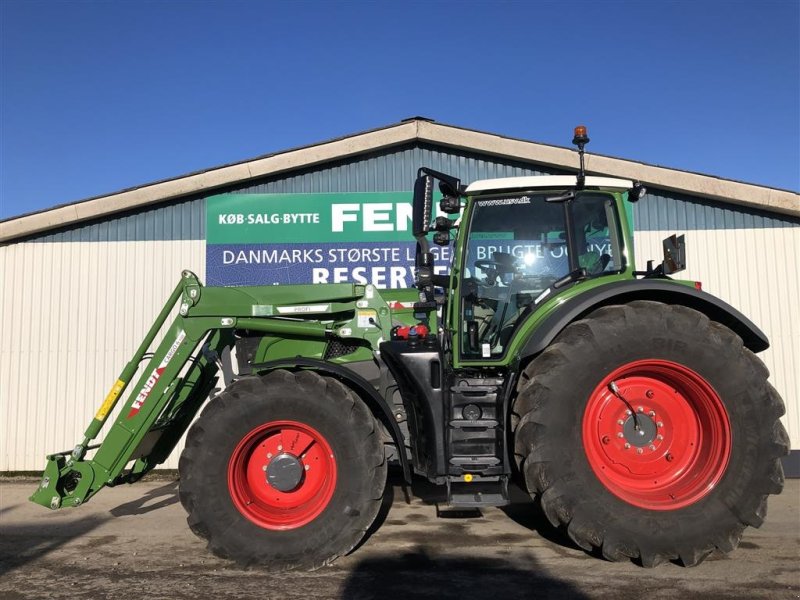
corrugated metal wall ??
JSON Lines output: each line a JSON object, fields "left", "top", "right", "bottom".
{"left": 632, "top": 191, "right": 800, "bottom": 453}
{"left": 0, "top": 240, "right": 205, "bottom": 470}
{"left": 1, "top": 142, "right": 797, "bottom": 471}
{"left": 29, "top": 144, "right": 564, "bottom": 243}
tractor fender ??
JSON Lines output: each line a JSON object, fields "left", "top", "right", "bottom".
{"left": 519, "top": 279, "right": 769, "bottom": 360}
{"left": 249, "top": 357, "right": 411, "bottom": 483}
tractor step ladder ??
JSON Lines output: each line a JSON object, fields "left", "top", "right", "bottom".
{"left": 445, "top": 376, "right": 510, "bottom": 507}
{"left": 447, "top": 475, "right": 510, "bottom": 507}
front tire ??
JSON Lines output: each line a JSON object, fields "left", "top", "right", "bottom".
{"left": 179, "top": 369, "right": 387, "bottom": 570}
{"left": 512, "top": 301, "right": 788, "bottom": 567}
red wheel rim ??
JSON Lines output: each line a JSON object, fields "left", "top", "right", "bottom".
{"left": 582, "top": 359, "right": 731, "bottom": 510}
{"left": 227, "top": 420, "right": 337, "bottom": 530}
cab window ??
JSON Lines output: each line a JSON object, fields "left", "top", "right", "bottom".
{"left": 460, "top": 191, "right": 623, "bottom": 360}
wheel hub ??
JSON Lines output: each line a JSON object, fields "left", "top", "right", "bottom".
{"left": 622, "top": 413, "right": 658, "bottom": 447}
{"left": 227, "top": 420, "right": 337, "bottom": 530}
{"left": 266, "top": 453, "right": 304, "bottom": 492}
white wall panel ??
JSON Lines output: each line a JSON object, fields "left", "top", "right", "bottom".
{"left": 634, "top": 228, "right": 800, "bottom": 449}
{"left": 0, "top": 240, "right": 205, "bottom": 470}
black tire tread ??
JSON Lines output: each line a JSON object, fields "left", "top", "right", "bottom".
{"left": 512, "top": 301, "right": 789, "bottom": 567}
{"left": 178, "top": 369, "right": 387, "bottom": 571}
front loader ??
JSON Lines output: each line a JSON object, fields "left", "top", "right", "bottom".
{"left": 32, "top": 127, "right": 788, "bottom": 569}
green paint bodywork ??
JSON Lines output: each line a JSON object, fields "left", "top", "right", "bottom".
{"left": 30, "top": 272, "right": 421, "bottom": 510}
{"left": 31, "top": 184, "right": 685, "bottom": 511}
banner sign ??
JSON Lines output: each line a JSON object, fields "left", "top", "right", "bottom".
{"left": 206, "top": 193, "right": 450, "bottom": 287}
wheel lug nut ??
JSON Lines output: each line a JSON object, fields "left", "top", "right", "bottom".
{"left": 649, "top": 445, "right": 656, "bottom": 451}
{"left": 626, "top": 409, "right": 632, "bottom": 415}
{"left": 262, "top": 465, "right": 267, "bottom": 471}
{"left": 304, "top": 465, "right": 310, "bottom": 471}
{"left": 657, "top": 421, "right": 664, "bottom": 428}
{"left": 656, "top": 434, "right": 663, "bottom": 440}
{"left": 646, "top": 390, "right": 654, "bottom": 398}
{"left": 637, "top": 406, "right": 644, "bottom": 413}
{"left": 267, "top": 453, "right": 273, "bottom": 459}
{"left": 624, "top": 443, "right": 631, "bottom": 449}
{"left": 602, "top": 436, "right": 611, "bottom": 445}
{"left": 636, "top": 448, "right": 643, "bottom": 454}
{"left": 617, "top": 419, "right": 624, "bottom": 425}
{"left": 617, "top": 432, "right": 624, "bottom": 438}
{"left": 648, "top": 410, "right": 656, "bottom": 417}
{"left": 277, "top": 445, "right": 283, "bottom": 451}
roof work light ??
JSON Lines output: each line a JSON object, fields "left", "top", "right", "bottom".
{"left": 573, "top": 125, "right": 590, "bottom": 146}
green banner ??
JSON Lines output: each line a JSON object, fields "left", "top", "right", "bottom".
{"left": 207, "top": 192, "right": 416, "bottom": 244}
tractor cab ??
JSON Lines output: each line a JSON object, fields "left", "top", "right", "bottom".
{"left": 456, "top": 175, "right": 633, "bottom": 359}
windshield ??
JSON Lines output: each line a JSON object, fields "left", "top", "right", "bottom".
{"left": 460, "top": 191, "right": 622, "bottom": 359}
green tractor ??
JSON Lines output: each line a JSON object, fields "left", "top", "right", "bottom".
{"left": 31, "top": 127, "right": 788, "bottom": 569}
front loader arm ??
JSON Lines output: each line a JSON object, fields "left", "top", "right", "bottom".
{"left": 30, "top": 271, "right": 233, "bottom": 510}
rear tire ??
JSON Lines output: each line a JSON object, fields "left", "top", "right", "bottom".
{"left": 512, "top": 301, "right": 788, "bottom": 567}
{"left": 179, "top": 369, "right": 387, "bottom": 570}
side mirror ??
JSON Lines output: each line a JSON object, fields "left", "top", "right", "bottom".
{"left": 413, "top": 168, "right": 464, "bottom": 236}
{"left": 412, "top": 174, "right": 434, "bottom": 237}
{"left": 662, "top": 234, "right": 686, "bottom": 274}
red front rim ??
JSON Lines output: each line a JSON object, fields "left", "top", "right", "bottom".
{"left": 582, "top": 359, "right": 731, "bottom": 510}
{"left": 227, "top": 420, "right": 337, "bottom": 530}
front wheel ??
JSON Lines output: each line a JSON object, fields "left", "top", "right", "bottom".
{"left": 512, "top": 301, "right": 788, "bottom": 566}
{"left": 179, "top": 369, "right": 387, "bottom": 570}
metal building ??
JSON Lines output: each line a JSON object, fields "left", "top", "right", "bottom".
{"left": 1, "top": 118, "right": 798, "bottom": 474}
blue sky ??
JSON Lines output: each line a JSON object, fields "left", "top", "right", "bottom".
{"left": 1, "top": 1, "right": 798, "bottom": 219}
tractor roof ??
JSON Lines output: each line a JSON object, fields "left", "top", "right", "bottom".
{"left": 465, "top": 175, "right": 634, "bottom": 194}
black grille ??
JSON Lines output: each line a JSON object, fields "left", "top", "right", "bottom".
{"left": 324, "top": 339, "right": 362, "bottom": 360}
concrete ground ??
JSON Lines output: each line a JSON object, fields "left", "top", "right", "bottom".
{"left": 1, "top": 475, "right": 798, "bottom": 600}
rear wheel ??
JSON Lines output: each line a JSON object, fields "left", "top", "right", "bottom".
{"left": 179, "top": 369, "right": 387, "bottom": 570}
{"left": 512, "top": 301, "right": 788, "bottom": 566}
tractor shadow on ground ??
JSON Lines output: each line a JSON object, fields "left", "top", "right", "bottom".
{"left": 0, "top": 514, "right": 107, "bottom": 578}
{"left": 109, "top": 480, "right": 180, "bottom": 517}
{"left": 339, "top": 547, "right": 591, "bottom": 600}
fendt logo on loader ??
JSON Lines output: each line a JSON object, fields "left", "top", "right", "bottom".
{"left": 127, "top": 331, "right": 187, "bottom": 419}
